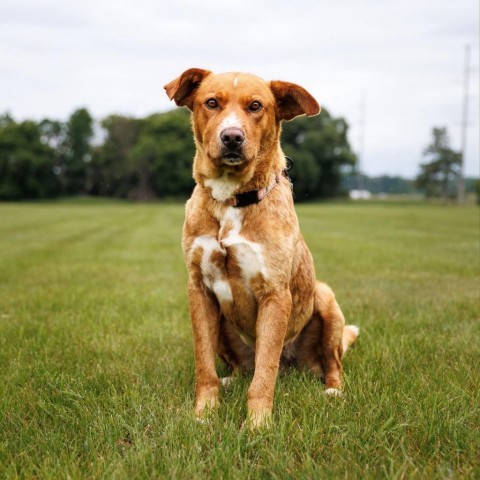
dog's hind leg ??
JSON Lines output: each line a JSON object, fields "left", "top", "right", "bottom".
{"left": 316, "top": 282, "right": 360, "bottom": 393}
{"left": 296, "top": 282, "right": 359, "bottom": 393}
{"left": 315, "top": 282, "right": 359, "bottom": 394}
{"left": 314, "top": 282, "right": 345, "bottom": 391}
{"left": 295, "top": 312, "right": 324, "bottom": 377}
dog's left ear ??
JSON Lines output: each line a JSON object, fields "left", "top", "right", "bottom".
{"left": 164, "top": 68, "right": 212, "bottom": 110}
{"left": 270, "top": 81, "right": 320, "bottom": 121}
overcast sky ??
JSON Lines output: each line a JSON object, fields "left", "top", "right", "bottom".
{"left": 1, "top": 0, "right": 479, "bottom": 177}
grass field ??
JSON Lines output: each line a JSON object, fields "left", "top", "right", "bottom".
{"left": 0, "top": 200, "right": 479, "bottom": 479}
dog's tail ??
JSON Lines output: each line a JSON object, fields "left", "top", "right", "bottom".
{"left": 342, "top": 325, "right": 360, "bottom": 354}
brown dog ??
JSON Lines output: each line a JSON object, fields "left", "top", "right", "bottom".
{"left": 164, "top": 69, "right": 359, "bottom": 428}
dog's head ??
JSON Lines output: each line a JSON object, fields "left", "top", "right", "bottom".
{"left": 164, "top": 69, "right": 320, "bottom": 177}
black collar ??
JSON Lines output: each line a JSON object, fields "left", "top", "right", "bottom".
{"left": 209, "top": 156, "right": 294, "bottom": 208}
{"left": 225, "top": 174, "right": 280, "bottom": 207}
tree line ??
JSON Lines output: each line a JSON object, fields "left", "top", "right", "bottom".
{"left": 0, "top": 107, "right": 356, "bottom": 201}
{"left": 1, "top": 108, "right": 476, "bottom": 202}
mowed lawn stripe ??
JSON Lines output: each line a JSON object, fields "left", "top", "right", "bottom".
{"left": 0, "top": 200, "right": 478, "bottom": 479}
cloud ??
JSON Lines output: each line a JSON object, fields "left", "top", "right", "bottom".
{"left": 1, "top": 0, "right": 478, "bottom": 176}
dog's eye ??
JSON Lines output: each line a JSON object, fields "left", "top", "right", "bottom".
{"left": 205, "top": 98, "right": 218, "bottom": 109}
{"left": 249, "top": 101, "right": 262, "bottom": 112}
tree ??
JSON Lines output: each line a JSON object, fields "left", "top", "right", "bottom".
{"left": 127, "top": 135, "right": 159, "bottom": 200}
{"left": 64, "top": 108, "right": 93, "bottom": 194}
{"left": 38, "top": 118, "right": 68, "bottom": 192}
{"left": 0, "top": 115, "right": 62, "bottom": 199}
{"left": 91, "top": 109, "right": 195, "bottom": 200}
{"left": 282, "top": 108, "right": 356, "bottom": 200}
{"left": 138, "top": 109, "right": 195, "bottom": 199}
{"left": 416, "top": 127, "right": 461, "bottom": 201}
{"left": 89, "top": 115, "right": 141, "bottom": 197}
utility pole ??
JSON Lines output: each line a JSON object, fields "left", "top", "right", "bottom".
{"left": 356, "top": 89, "right": 367, "bottom": 191}
{"left": 458, "top": 45, "right": 470, "bottom": 205}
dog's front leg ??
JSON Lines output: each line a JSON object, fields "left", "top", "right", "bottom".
{"left": 247, "top": 289, "right": 292, "bottom": 429}
{"left": 188, "top": 281, "right": 221, "bottom": 419}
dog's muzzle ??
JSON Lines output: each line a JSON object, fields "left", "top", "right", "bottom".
{"left": 220, "top": 127, "right": 245, "bottom": 165}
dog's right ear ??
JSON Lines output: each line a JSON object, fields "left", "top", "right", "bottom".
{"left": 164, "top": 68, "right": 212, "bottom": 110}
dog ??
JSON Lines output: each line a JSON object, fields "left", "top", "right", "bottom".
{"left": 164, "top": 69, "right": 359, "bottom": 429}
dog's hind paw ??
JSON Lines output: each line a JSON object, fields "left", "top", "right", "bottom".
{"left": 195, "top": 416, "right": 212, "bottom": 426}
{"left": 220, "top": 376, "right": 235, "bottom": 389}
{"left": 322, "top": 388, "right": 343, "bottom": 397}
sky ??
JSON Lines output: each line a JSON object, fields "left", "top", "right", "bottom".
{"left": 1, "top": 0, "right": 479, "bottom": 178}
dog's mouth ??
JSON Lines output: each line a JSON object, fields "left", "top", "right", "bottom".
{"left": 222, "top": 151, "right": 244, "bottom": 166}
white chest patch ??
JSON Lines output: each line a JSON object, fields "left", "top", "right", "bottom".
{"left": 190, "top": 208, "right": 268, "bottom": 305}
{"left": 220, "top": 208, "right": 268, "bottom": 282}
{"left": 190, "top": 235, "right": 232, "bottom": 303}
{"left": 204, "top": 175, "right": 241, "bottom": 202}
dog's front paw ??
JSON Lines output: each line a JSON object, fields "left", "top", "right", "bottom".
{"left": 195, "top": 416, "right": 212, "bottom": 426}
{"left": 245, "top": 407, "right": 272, "bottom": 431}
{"left": 194, "top": 387, "right": 220, "bottom": 419}
{"left": 322, "top": 388, "right": 344, "bottom": 397}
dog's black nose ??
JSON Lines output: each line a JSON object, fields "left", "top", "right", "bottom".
{"left": 220, "top": 128, "right": 245, "bottom": 149}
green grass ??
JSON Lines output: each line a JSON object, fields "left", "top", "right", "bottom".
{"left": 0, "top": 200, "right": 478, "bottom": 479}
